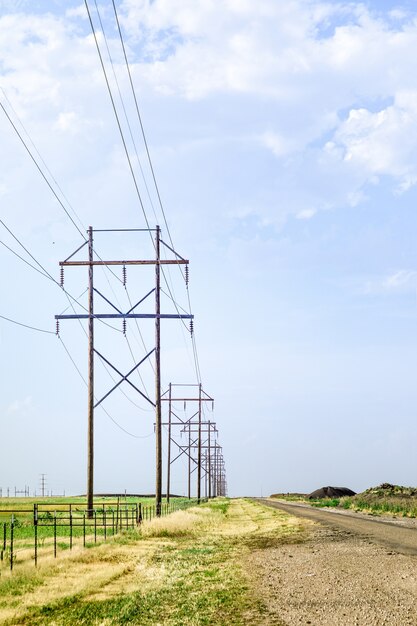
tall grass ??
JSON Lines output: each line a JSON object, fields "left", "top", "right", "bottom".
{"left": 341, "top": 495, "right": 417, "bottom": 517}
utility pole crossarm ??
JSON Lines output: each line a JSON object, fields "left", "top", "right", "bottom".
{"left": 55, "top": 313, "right": 193, "bottom": 320}
{"left": 60, "top": 259, "right": 189, "bottom": 266}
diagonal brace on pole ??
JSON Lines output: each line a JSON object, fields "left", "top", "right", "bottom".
{"left": 94, "top": 347, "right": 156, "bottom": 408}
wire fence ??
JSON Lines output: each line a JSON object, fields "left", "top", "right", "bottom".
{"left": 0, "top": 498, "right": 203, "bottom": 571}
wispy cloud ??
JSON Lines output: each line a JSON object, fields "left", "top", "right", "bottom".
{"left": 7, "top": 395, "right": 33, "bottom": 415}
{"left": 362, "top": 270, "right": 417, "bottom": 295}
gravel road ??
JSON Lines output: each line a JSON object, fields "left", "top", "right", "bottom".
{"left": 259, "top": 498, "right": 417, "bottom": 555}
{"left": 249, "top": 499, "right": 417, "bottom": 625}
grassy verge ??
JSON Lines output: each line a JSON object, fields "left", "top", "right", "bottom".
{"left": 270, "top": 487, "right": 417, "bottom": 518}
{"left": 309, "top": 498, "right": 340, "bottom": 508}
{"left": 340, "top": 495, "right": 417, "bottom": 517}
{"left": 0, "top": 499, "right": 305, "bottom": 626}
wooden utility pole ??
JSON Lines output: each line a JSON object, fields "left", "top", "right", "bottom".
{"left": 213, "top": 443, "right": 218, "bottom": 497}
{"left": 208, "top": 420, "right": 211, "bottom": 499}
{"left": 87, "top": 226, "right": 94, "bottom": 517}
{"left": 166, "top": 383, "right": 172, "bottom": 503}
{"left": 155, "top": 225, "right": 162, "bottom": 516}
{"left": 188, "top": 422, "right": 191, "bottom": 499}
{"left": 197, "top": 383, "right": 202, "bottom": 503}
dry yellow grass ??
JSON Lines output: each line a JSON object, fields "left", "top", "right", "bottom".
{"left": 139, "top": 504, "right": 221, "bottom": 538}
{"left": 0, "top": 499, "right": 306, "bottom": 626}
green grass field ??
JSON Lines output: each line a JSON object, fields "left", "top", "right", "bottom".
{"left": 0, "top": 496, "right": 198, "bottom": 571}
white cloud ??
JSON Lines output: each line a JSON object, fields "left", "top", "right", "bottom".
{"left": 328, "top": 92, "right": 417, "bottom": 190}
{"left": 65, "top": 5, "right": 86, "bottom": 19}
{"left": 54, "top": 111, "right": 79, "bottom": 132}
{"left": 260, "top": 131, "right": 297, "bottom": 158}
{"left": 7, "top": 395, "right": 33, "bottom": 415}
{"left": 362, "top": 270, "right": 417, "bottom": 295}
{"left": 383, "top": 270, "right": 417, "bottom": 291}
{"left": 1, "top": 0, "right": 417, "bottom": 232}
{"left": 296, "top": 208, "right": 316, "bottom": 220}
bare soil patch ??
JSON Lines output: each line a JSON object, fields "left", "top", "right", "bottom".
{"left": 248, "top": 519, "right": 417, "bottom": 625}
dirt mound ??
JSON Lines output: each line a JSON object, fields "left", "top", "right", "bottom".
{"left": 308, "top": 486, "right": 356, "bottom": 499}
{"left": 362, "top": 483, "right": 417, "bottom": 497}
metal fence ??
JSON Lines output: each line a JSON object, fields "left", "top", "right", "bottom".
{"left": 0, "top": 498, "right": 202, "bottom": 571}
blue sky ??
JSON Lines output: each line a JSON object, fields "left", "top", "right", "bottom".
{"left": 1, "top": 0, "right": 417, "bottom": 497}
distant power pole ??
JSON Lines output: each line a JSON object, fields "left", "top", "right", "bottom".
{"left": 40, "top": 474, "right": 47, "bottom": 498}
{"left": 161, "top": 383, "right": 215, "bottom": 501}
{"left": 56, "top": 226, "right": 192, "bottom": 516}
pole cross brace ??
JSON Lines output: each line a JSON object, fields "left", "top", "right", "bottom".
{"left": 93, "top": 347, "right": 156, "bottom": 408}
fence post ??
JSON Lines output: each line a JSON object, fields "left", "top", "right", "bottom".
{"left": 83, "top": 513, "right": 86, "bottom": 548}
{"left": 10, "top": 516, "right": 14, "bottom": 571}
{"left": 1, "top": 522, "right": 5, "bottom": 561}
{"left": 34, "top": 522, "right": 37, "bottom": 567}
{"left": 70, "top": 505, "right": 73, "bottom": 550}
{"left": 54, "top": 514, "right": 57, "bottom": 558}
{"left": 104, "top": 507, "right": 107, "bottom": 541}
{"left": 94, "top": 511, "right": 97, "bottom": 543}
{"left": 34, "top": 504, "right": 38, "bottom": 567}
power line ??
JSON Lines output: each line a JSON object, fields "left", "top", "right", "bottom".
{"left": 1, "top": 88, "right": 86, "bottom": 235}
{"left": 109, "top": 2, "right": 202, "bottom": 383}
{"left": 1, "top": 91, "right": 129, "bottom": 334}
{"left": 92, "top": 0, "right": 159, "bottom": 226}
{"left": 86, "top": 1, "right": 197, "bottom": 375}
{"left": 0, "top": 102, "right": 86, "bottom": 240}
{"left": 0, "top": 239, "right": 52, "bottom": 281}
{"left": 0, "top": 218, "right": 57, "bottom": 282}
{"left": 87, "top": 0, "right": 204, "bottom": 400}
{"left": 0, "top": 314, "right": 55, "bottom": 335}
{"left": 111, "top": 0, "right": 173, "bottom": 254}
{"left": 84, "top": 0, "right": 152, "bottom": 233}
{"left": 0, "top": 219, "right": 123, "bottom": 333}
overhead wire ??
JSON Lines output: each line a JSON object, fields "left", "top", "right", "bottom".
{"left": 0, "top": 314, "right": 55, "bottom": 335}
{"left": 1, "top": 87, "right": 130, "bottom": 329}
{"left": 1, "top": 88, "right": 87, "bottom": 234}
{"left": 0, "top": 102, "right": 86, "bottom": 240}
{"left": 1, "top": 9, "right": 209, "bottom": 458}
{"left": 0, "top": 95, "right": 129, "bottom": 335}
{"left": 0, "top": 101, "right": 154, "bottom": 415}
{"left": 92, "top": 0, "right": 159, "bottom": 226}
{"left": 82, "top": 2, "right": 163, "bottom": 387}
{"left": 109, "top": 1, "right": 203, "bottom": 383}
{"left": 85, "top": 0, "right": 176, "bottom": 392}
{"left": 84, "top": 0, "right": 152, "bottom": 234}
{"left": 111, "top": 0, "right": 174, "bottom": 258}
{"left": 0, "top": 239, "right": 52, "bottom": 281}
{"left": 86, "top": 1, "right": 196, "bottom": 362}
{"left": 0, "top": 218, "right": 122, "bottom": 333}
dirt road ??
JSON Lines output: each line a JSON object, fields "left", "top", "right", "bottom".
{"left": 258, "top": 498, "right": 417, "bottom": 555}
{"left": 249, "top": 499, "right": 417, "bottom": 625}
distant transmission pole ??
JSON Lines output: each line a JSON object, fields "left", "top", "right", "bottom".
{"left": 56, "top": 226, "right": 192, "bottom": 516}
{"left": 39, "top": 474, "right": 47, "bottom": 498}
{"left": 161, "top": 383, "right": 215, "bottom": 501}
